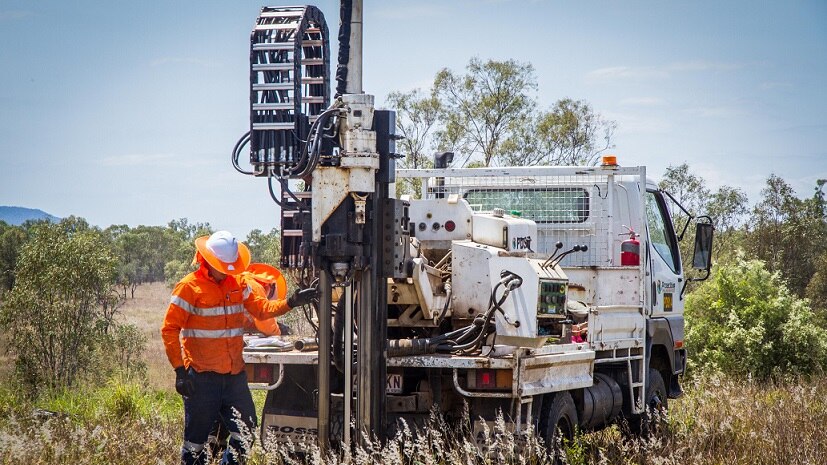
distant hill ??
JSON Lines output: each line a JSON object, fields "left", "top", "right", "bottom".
{"left": 0, "top": 206, "right": 60, "bottom": 226}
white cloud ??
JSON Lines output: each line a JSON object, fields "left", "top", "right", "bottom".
{"left": 586, "top": 66, "right": 669, "bottom": 80}
{"left": 101, "top": 153, "right": 178, "bottom": 166}
{"left": 603, "top": 111, "right": 672, "bottom": 135}
{"left": 374, "top": 4, "right": 448, "bottom": 20}
{"left": 684, "top": 106, "right": 743, "bottom": 118}
{"left": 668, "top": 60, "right": 742, "bottom": 72}
{"left": 100, "top": 153, "right": 223, "bottom": 168}
{"left": 150, "top": 57, "right": 220, "bottom": 68}
{"left": 0, "top": 10, "right": 31, "bottom": 21}
{"left": 760, "top": 81, "right": 793, "bottom": 90}
{"left": 587, "top": 61, "right": 744, "bottom": 81}
{"left": 619, "top": 97, "right": 666, "bottom": 107}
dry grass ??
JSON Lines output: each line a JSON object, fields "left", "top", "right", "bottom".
{"left": 2, "top": 374, "right": 826, "bottom": 464}
{"left": 118, "top": 282, "right": 176, "bottom": 389}
{"left": 3, "top": 283, "right": 826, "bottom": 464}
{"left": 567, "top": 375, "right": 827, "bottom": 465}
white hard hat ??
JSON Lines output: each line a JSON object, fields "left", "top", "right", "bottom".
{"left": 194, "top": 230, "right": 251, "bottom": 275}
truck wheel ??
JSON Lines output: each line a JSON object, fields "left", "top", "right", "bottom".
{"left": 629, "top": 368, "right": 668, "bottom": 435}
{"left": 540, "top": 392, "right": 578, "bottom": 448}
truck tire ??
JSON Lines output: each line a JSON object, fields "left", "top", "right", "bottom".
{"left": 628, "top": 368, "right": 668, "bottom": 436}
{"left": 540, "top": 392, "right": 578, "bottom": 448}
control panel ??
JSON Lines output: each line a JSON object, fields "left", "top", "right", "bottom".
{"left": 537, "top": 279, "right": 567, "bottom": 317}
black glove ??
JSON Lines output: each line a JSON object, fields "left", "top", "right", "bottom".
{"left": 277, "top": 322, "right": 293, "bottom": 335}
{"left": 175, "top": 367, "right": 195, "bottom": 397}
{"left": 287, "top": 287, "right": 318, "bottom": 308}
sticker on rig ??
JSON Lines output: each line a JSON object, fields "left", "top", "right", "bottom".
{"left": 262, "top": 414, "right": 318, "bottom": 443}
{"left": 386, "top": 373, "right": 403, "bottom": 394}
{"left": 663, "top": 292, "right": 673, "bottom": 312}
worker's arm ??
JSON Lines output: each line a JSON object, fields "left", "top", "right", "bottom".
{"left": 243, "top": 285, "right": 318, "bottom": 319}
{"left": 253, "top": 316, "right": 281, "bottom": 336}
{"left": 243, "top": 285, "right": 292, "bottom": 319}
{"left": 160, "top": 282, "right": 191, "bottom": 370}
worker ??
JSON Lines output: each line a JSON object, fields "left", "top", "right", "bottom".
{"left": 205, "top": 262, "right": 289, "bottom": 457}
{"left": 240, "top": 263, "right": 289, "bottom": 336}
{"left": 161, "top": 231, "right": 317, "bottom": 465}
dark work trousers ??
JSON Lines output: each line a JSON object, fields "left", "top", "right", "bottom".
{"left": 181, "top": 370, "right": 257, "bottom": 465}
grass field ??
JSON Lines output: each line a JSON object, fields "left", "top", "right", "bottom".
{"left": 2, "top": 283, "right": 826, "bottom": 464}
{"left": 118, "top": 282, "right": 176, "bottom": 389}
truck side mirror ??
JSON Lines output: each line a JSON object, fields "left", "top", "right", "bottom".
{"left": 691, "top": 221, "right": 713, "bottom": 271}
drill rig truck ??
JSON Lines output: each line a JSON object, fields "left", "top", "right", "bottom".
{"left": 233, "top": 2, "right": 714, "bottom": 449}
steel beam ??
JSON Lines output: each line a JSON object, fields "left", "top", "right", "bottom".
{"left": 317, "top": 269, "right": 332, "bottom": 451}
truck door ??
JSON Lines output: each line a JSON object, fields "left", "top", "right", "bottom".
{"left": 644, "top": 190, "right": 684, "bottom": 316}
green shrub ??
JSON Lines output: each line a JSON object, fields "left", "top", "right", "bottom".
{"left": 686, "top": 255, "right": 827, "bottom": 380}
{"left": 164, "top": 258, "right": 194, "bottom": 287}
{"left": 89, "top": 323, "right": 147, "bottom": 384}
{"left": 0, "top": 219, "right": 121, "bottom": 393}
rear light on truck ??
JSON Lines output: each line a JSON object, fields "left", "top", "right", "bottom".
{"left": 247, "top": 363, "right": 275, "bottom": 384}
{"left": 467, "top": 369, "right": 512, "bottom": 391}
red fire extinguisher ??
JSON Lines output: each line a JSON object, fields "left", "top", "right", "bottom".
{"left": 620, "top": 226, "right": 640, "bottom": 266}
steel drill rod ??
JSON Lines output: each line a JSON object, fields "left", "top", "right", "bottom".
{"left": 317, "top": 269, "right": 332, "bottom": 451}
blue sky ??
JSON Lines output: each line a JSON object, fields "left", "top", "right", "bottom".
{"left": 1, "top": 0, "right": 825, "bottom": 236}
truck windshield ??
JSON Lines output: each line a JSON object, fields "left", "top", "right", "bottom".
{"left": 463, "top": 188, "right": 589, "bottom": 223}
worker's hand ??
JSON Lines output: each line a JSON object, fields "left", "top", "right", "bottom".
{"left": 287, "top": 287, "right": 318, "bottom": 308}
{"left": 175, "top": 367, "right": 195, "bottom": 397}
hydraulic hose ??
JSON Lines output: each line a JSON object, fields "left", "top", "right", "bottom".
{"left": 231, "top": 131, "right": 258, "bottom": 176}
{"left": 386, "top": 271, "right": 524, "bottom": 357}
{"left": 266, "top": 175, "right": 284, "bottom": 207}
{"left": 335, "top": 0, "right": 352, "bottom": 98}
{"left": 387, "top": 338, "right": 438, "bottom": 357}
{"left": 290, "top": 106, "right": 340, "bottom": 178}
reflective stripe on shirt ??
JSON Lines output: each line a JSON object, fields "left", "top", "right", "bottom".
{"left": 243, "top": 285, "right": 252, "bottom": 300}
{"left": 170, "top": 295, "right": 244, "bottom": 317}
{"left": 180, "top": 328, "right": 245, "bottom": 339}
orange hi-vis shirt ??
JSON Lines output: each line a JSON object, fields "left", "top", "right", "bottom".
{"left": 241, "top": 276, "right": 280, "bottom": 336}
{"left": 161, "top": 265, "right": 291, "bottom": 374}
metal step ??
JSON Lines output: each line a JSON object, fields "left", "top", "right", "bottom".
{"left": 252, "top": 42, "right": 296, "bottom": 52}
{"left": 255, "top": 22, "right": 301, "bottom": 31}
{"left": 253, "top": 103, "right": 295, "bottom": 111}
{"left": 285, "top": 191, "right": 313, "bottom": 199}
{"left": 259, "top": 10, "right": 304, "bottom": 18}
{"left": 253, "top": 82, "right": 295, "bottom": 91}
{"left": 251, "top": 62, "right": 294, "bottom": 71}
{"left": 252, "top": 122, "right": 294, "bottom": 131}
